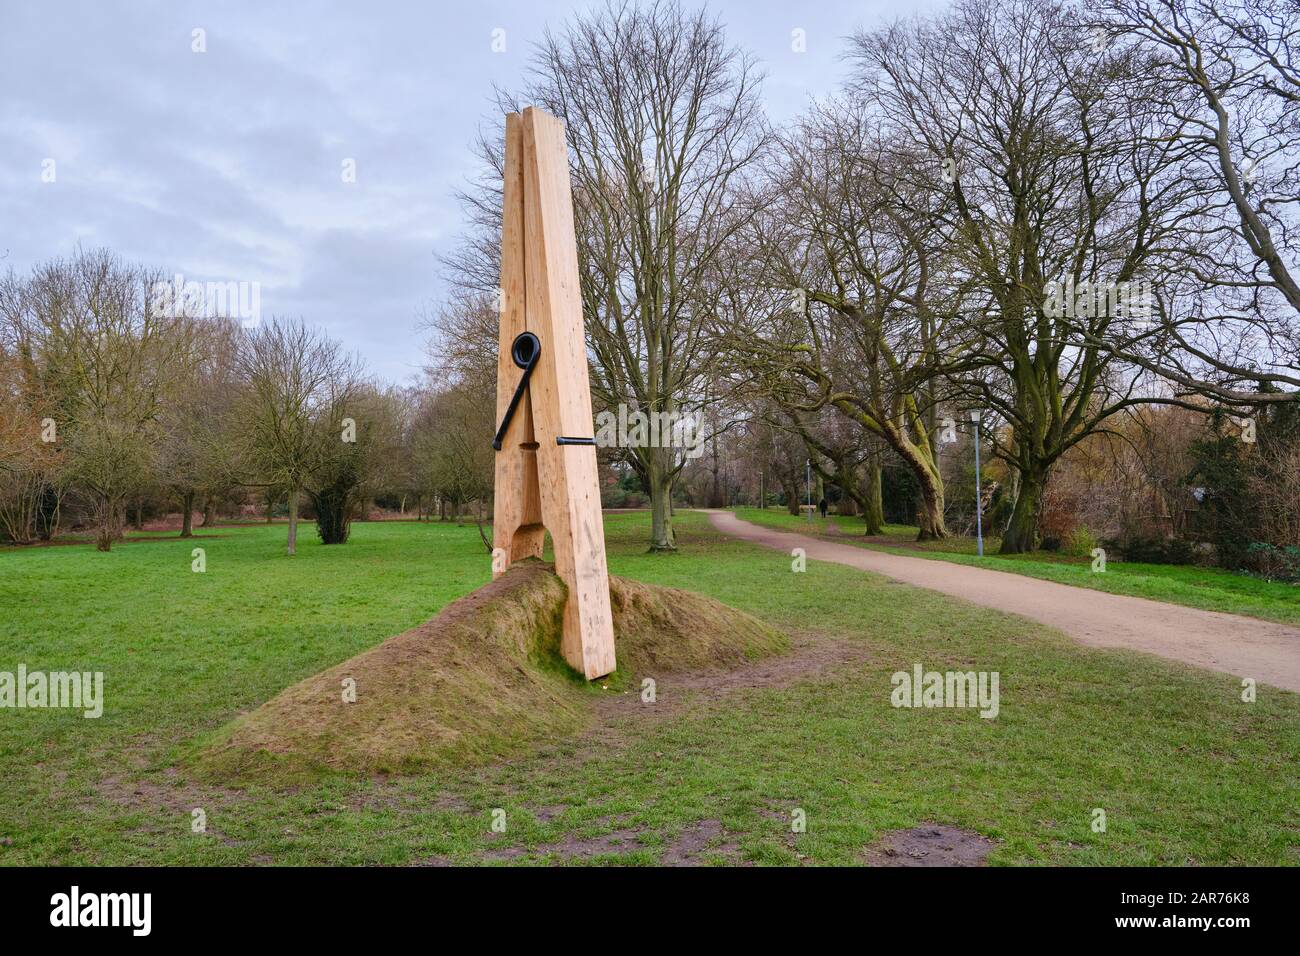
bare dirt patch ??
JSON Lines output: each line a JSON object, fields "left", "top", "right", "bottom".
{"left": 862, "top": 823, "right": 996, "bottom": 866}
{"left": 660, "top": 819, "right": 743, "bottom": 866}
{"left": 93, "top": 768, "right": 248, "bottom": 816}
{"left": 530, "top": 804, "right": 569, "bottom": 823}
{"left": 483, "top": 827, "right": 645, "bottom": 862}
{"left": 478, "top": 818, "right": 742, "bottom": 865}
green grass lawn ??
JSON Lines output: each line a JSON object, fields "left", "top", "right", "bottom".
{"left": 732, "top": 507, "right": 1300, "bottom": 628}
{"left": 1, "top": 512, "right": 1297, "bottom": 865}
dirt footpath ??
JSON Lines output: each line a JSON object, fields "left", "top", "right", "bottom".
{"left": 705, "top": 510, "right": 1300, "bottom": 693}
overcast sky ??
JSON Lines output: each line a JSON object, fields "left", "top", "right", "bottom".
{"left": 0, "top": 0, "right": 940, "bottom": 384}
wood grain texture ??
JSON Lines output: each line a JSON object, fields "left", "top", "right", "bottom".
{"left": 492, "top": 112, "right": 545, "bottom": 568}
{"left": 492, "top": 107, "right": 616, "bottom": 680}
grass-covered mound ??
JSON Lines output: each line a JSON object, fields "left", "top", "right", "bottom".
{"left": 193, "top": 559, "right": 785, "bottom": 784}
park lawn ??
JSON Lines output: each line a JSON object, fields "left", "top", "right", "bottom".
{"left": 732, "top": 506, "right": 1300, "bottom": 629}
{"left": 0, "top": 512, "right": 1296, "bottom": 866}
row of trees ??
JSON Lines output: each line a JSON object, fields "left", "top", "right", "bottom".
{"left": 0, "top": 251, "right": 490, "bottom": 552}
{"left": 4, "top": 0, "right": 1294, "bottom": 563}
{"left": 440, "top": 0, "right": 1297, "bottom": 554}
{"left": 667, "top": 396, "right": 1300, "bottom": 577}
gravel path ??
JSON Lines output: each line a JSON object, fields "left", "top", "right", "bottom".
{"left": 705, "top": 510, "right": 1300, "bottom": 693}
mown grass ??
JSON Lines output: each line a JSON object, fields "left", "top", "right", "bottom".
{"left": 732, "top": 506, "right": 1300, "bottom": 628}
{"left": 1, "top": 512, "right": 1296, "bottom": 865}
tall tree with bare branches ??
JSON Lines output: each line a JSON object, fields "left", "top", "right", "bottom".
{"left": 1092, "top": 0, "right": 1300, "bottom": 403}
{"left": 850, "top": 0, "right": 1196, "bottom": 551}
{"left": 448, "top": 0, "right": 769, "bottom": 551}
{"left": 236, "top": 318, "right": 362, "bottom": 555}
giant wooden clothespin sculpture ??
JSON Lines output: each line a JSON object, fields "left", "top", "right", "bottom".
{"left": 492, "top": 107, "right": 617, "bottom": 681}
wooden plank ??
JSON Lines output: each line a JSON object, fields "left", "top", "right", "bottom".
{"left": 492, "top": 112, "right": 544, "bottom": 572}
{"left": 520, "top": 107, "right": 617, "bottom": 680}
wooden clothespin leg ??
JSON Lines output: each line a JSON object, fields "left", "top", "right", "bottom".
{"left": 492, "top": 107, "right": 617, "bottom": 681}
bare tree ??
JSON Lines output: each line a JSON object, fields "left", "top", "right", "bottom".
{"left": 306, "top": 383, "right": 400, "bottom": 545}
{"left": 0, "top": 339, "right": 62, "bottom": 543}
{"left": 1, "top": 250, "right": 193, "bottom": 550}
{"left": 850, "top": 0, "right": 1196, "bottom": 551}
{"left": 449, "top": 0, "right": 770, "bottom": 551}
{"left": 1094, "top": 0, "right": 1300, "bottom": 402}
{"left": 412, "top": 379, "right": 496, "bottom": 548}
{"left": 236, "top": 318, "right": 362, "bottom": 556}
{"left": 734, "top": 101, "right": 973, "bottom": 539}
{"left": 159, "top": 317, "right": 245, "bottom": 537}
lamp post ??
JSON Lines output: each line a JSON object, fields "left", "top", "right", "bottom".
{"left": 971, "top": 410, "right": 984, "bottom": 557}
{"left": 806, "top": 458, "right": 812, "bottom": 523}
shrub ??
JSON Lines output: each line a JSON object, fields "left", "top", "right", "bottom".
{"left": 1063, "top": 525, "right": 1098, "bottom": 557}
{"left": 1240, "top": 542, "right": 1300, "bottom": 583}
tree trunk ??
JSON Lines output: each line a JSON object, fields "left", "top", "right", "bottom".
{"left": 894, "top": 440, "right": 946, "bottom": 540}
{"left": 95, "top": 496, "right": 121, "bottom": 552}
{"left": 916, "top": 487, "right": 946, "bottom": 540}
{"left": 863, "top": 464, "right": 885, "bottom": 535}
{"left": 706, "top": 438, "right": 724, "bottom": 509}
{"left": 180, "top": 491, "right": 194, "bottom": 538}
{"left": 133, "top": 500, "right": 144, "bottom": 531}
{"left": 1000, "top": 464, "right": 1046, "bottom": 554}
{"left": 782, "top": 477, "right": 800, "bottom": 515}
{"left": 475, "top": 498, "right": 491, "bottom": 551}
{"left": 913, "top": 460, "right": 947, "bottom": 540}
{"left": 36, "top": 483, "right": 60, "bottom": 541}
{"left": 287, "top": 486, "right": 299, "bottom": 556}
{"left": 201, "top": 498, "right": 215, "bottom": 527}
{"left": 647, "top": 451, "right": 676, "bottom": 551}
{"left": 827, "top": 399, "right": 946, "bottom": 542}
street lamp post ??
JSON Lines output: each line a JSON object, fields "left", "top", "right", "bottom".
{"left": 806, "top": 458, "right": 812, "bottom": 523}
{"left": 972, "top": 410, "right": 984, "bottom": 557}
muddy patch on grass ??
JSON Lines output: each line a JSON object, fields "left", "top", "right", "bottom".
{"left": 477, "top": 818, "right": 743, "bottom": 866}
{"left": 661, "top": 819, "right": 744, "bottom": 866}
{"left": 862, "top": 824, "right": 996, "bottom": 867}
{"left": 483, "top": 827, "right": 646, "bottom": 862}
{"left": 93, "top": 769, "right": 248, "bottom": 816}
{"left": 531, "top": 804, "right": 568, "bottom": 823}
{"left": 347, "top": 783, "right": 470, "bottom": 814}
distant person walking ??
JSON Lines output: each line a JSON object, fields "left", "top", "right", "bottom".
{"left": 818, "top": 498, "right": 828, "bottom": 519}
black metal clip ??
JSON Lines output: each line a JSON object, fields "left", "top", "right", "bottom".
{"left": 492, "top": 331, "right": 541, "bottom": 451}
